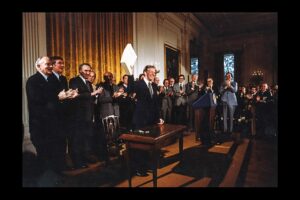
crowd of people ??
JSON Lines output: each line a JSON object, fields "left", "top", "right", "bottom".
{"left": 25, "top": 55, "right": 278, "bottom": 179}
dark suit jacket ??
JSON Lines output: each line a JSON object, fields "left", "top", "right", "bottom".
{"left": 26, "top": 72, "right": 59, "bottom": 141}
{"left": 47, "top": 73, "right": 70, "bottom": 130}
{"left": 48, "top": 73, "right": 68, "bottom": 91}
{"left": 69, "top": 76, "right": 94, "bottom": 122}
{"left": 186, "top": 82, "right": 200, "bottom": 105}
{"left": 132, "top": 80, "right": 160, "bottom": 129}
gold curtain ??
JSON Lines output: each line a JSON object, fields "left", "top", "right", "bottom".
{"left": 46, "top": 12, "right": 133, "bottom": 84}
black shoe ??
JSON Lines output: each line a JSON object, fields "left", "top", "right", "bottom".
{"left": 136, "top": 170, "right": 148, "bottom": 177}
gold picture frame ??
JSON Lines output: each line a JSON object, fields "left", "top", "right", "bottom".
{"left": 164, "top": 44, "right": 180, "bottom": 80}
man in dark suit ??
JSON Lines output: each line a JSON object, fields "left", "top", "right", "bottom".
{"left": 26, "top": 56, "right": 74, "bottom": 175}
{"left": 47, "top": 56, "right": 76, "bottom": 170}
{"left": 132, "top": 65, "right": 163, "bottom": 129}
{"left": 69, "top": 63, "right": 102, "bottom": 168}
{"left": 255, "top": 83, "right": 274, "bottom": 137}
{"left": 197, "top": 78, "right": 218, "bottom": 145}
{"left": 132, "top": 65, "right": 164, "bottom": 176}
{"left": 117, "top": 74, "right": 135, "bottom": 131}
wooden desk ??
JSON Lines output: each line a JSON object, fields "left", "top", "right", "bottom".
{"left": 119, "top": 124, "right": 187, "bottom": 187}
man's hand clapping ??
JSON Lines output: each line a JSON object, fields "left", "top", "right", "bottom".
{"left": 92, "top": 87, "right": 103, "bottom": 96}
{"left": 58, "top": 89, "right": 79, "bottom": 100}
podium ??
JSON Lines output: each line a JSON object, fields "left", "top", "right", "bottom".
{"left": 192, "top": 93, "right": 217, "bottom": 143}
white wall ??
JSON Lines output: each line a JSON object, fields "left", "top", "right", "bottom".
{"left": 133, "top": 12, "right": 202, "bottom": 83}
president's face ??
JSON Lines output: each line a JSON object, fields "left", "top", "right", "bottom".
{"left": 145, "top": 67, "right": 156, "bottom": 82}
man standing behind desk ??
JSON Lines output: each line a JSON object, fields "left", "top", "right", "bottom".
{"left": 132, "top": 65, "right": 164, "bottom": 176}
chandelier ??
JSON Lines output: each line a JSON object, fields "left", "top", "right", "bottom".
{"left": 250, "top": 69, "right": 264, "bottom": 86}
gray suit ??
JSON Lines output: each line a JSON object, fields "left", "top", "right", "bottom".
{"left": 97, "top": 84, "right": 120, "bottom": 119}
{"left": 186, "top": 81, "right": 200, "bottom": 130}
{"left": 173, "top": 82, "right": 187, "bottom": 124}
{"left": 220, "top": 81, "right": 238, "bottom": 132}
{"left": 160, "top": 86, "right": 173, "bottom": 123}
{"left": 173, "top": 83, "right": 187, "bottom": 106}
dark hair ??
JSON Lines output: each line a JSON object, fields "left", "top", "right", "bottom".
{"left": 225, "top": 72, "right": 233, "bottom": 77}
{"left": 49, "top": 56, "right": 63, "bottom": 65}
{"left": 143, "top": 65, "right": 156, "bottom": 73}
{"left": 79, "top": 63, "right": 91, "bottom": 71}
{"left": 163, "top": 79, "right": 169, "bottom": 85}
{"left": 122, "top": 74, "right": 129, "bottom": 80}
{"left": 179, "top": 74, "right": 185, "bottom": 79}
{"left": 139, "top": 73, "right": 145, "bottom": 80}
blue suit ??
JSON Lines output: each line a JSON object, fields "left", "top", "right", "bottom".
{"left": 220, "top": 81, "right": 238, "bottom": 132}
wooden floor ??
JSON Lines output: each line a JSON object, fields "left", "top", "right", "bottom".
{"left": 22, "top": 132, "right": 278, "bottom": 187}
{"left": 242, "top": 138, "right": 278, "bottom": 187}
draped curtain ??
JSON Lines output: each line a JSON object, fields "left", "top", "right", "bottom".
{"left": 46, "top": 12, "right": 133, "bottom": 83}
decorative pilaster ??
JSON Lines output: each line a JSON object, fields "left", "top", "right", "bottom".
{"left": 22, "top": 13, "right": 47, "bottom": 139}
